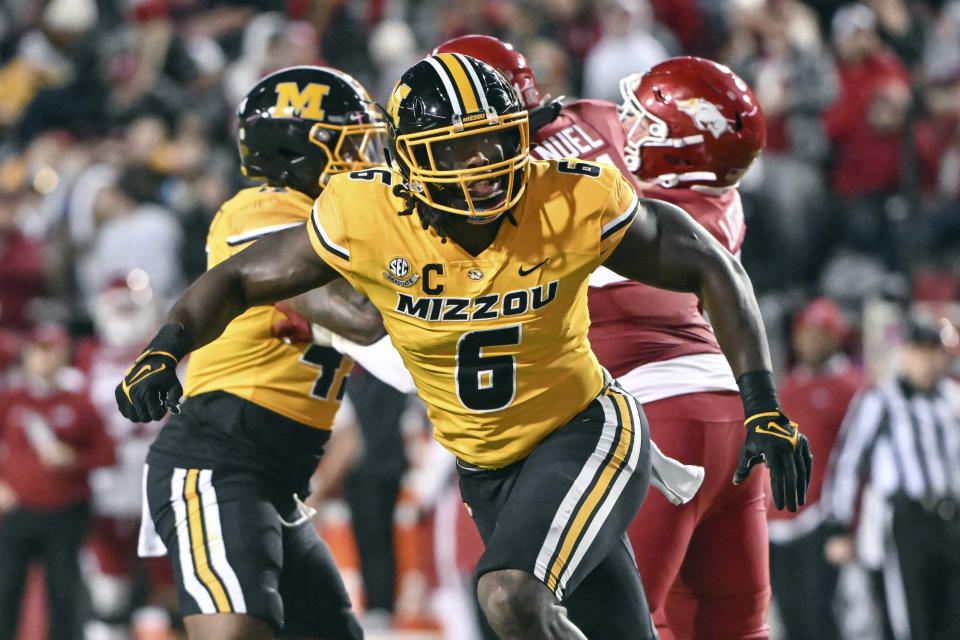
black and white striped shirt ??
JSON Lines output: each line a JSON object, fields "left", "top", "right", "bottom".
{"left": 824, "top": 377, "right": 960, "bottom": 526}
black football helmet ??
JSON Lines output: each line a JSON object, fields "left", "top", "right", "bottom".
{"left": 386, "top": 54, "right": 530, "bottom": 221}
{"left": 237, "top": 66, "right": 386, "bottom": 199}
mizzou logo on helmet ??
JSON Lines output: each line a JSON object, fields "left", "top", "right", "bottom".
{"left": 388, "top": 83, "right": 412, "bottom": 126}
{"left": 273, "top": 82, "right": 331, "bottom": 120}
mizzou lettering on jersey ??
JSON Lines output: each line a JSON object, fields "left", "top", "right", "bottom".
{"left": 305, "top": 160, "right": 639, "bottom": 467}
{"left": 184, "top": 186, "right": 353, "bottom": 430}
{"left": 395, "top": 281, "right": 559, "bottom": 321}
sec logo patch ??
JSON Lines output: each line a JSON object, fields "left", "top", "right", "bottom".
{"left": 389, "top": 257, "right": 409, "bottom": 278}
{"left": 384, "top": 256, "right": 420, "bottom": 287}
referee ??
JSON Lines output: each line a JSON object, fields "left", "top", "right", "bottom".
{"left": 823, "top": 319, "right": 960, "bottom": 640}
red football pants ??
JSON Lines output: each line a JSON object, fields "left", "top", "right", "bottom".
{"left": 629, "top": 392, "right": 770, "bottom": 640}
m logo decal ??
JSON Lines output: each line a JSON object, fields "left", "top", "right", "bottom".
{"left": 274, "top": 82, "right": 330, "bottom": 119}
{"left": 388, "top": 83, "right": 411, "bottom": 126}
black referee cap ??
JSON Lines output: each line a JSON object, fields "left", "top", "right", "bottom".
{"left": 905, "top": 319, "right": 945, "bottom": 348}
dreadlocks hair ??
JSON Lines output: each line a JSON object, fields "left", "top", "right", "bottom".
{"left": 391, "top": 182, "right": 518, "bottom": 244}
{"left": 392, "top": 183, "right": 417, "bottom": 217}
{"left": 393, "top": 183, "right": 449, "bottom": 243}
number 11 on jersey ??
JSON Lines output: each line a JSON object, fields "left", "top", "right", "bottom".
{"left": 300, "top": 345, "right": 349, "bottom": 400}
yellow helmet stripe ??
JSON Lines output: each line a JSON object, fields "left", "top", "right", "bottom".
{"left": 451, "top": 52, "right": 492, "bottom": 113}
{"left": 424, "top": 56, "right": 464, "bottom": 114}
{"left": 435, "top": 53, "right": 481, "bottom": 114}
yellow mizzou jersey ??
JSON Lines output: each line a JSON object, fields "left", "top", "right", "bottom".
{"left": 306, "top": 160, "right": 640, "bottom": 466}
{"left": 185, "top": 186, "right": 353, "bottom": 429}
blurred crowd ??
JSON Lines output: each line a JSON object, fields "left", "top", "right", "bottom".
{"left": 0, "top": 0, "right": 959, "bottom": 639}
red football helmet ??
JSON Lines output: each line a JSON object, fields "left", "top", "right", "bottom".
{"left": 619, "top": 56, "right": 766, "bottom": 188}
{"left": 431, "top": 34, "right": 542, "bottom": 110}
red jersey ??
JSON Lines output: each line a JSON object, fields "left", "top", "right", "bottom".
{"left": 0, "top": 229, "right": 47, "bottom": 331}
{"left": 0, "top": 377, "right": 115, "bottom": 510}
{"left": 768, "top": 358, "right": 863, "bottom": 532}
{"left": 532, "top": 99, "right": 745, "bottom": 399}
{"left": 823, "top": 50, "right": 910, "bottom": 197}
{"left": 531, "top": 99, "right": 637, "bottom": 185}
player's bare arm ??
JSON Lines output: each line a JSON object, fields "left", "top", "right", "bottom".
{"left": 173, "top": 225, "right": 338, "bottom": 349}
{"left": 116, "top": 225, "right": 337, "bottom": 423}
{"left": 604, "top": 197, "right": 813, "bottom": 512}
{"left": 603, "top": 197, "right": 769, "bottom": 377}
{"left": 282, "top": 279, "right": 385, "bottom": 345}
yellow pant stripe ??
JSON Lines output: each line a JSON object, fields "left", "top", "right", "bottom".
{"left": 546, "top": 391, "right": 634, "bottom": 590}
{"left": 184, "top": 469, "right": 232, "bottom": 613}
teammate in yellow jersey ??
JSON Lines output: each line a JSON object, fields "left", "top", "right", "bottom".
{"left": 126, "top": 66, "right": 386, "bottom": 640}
{"left": 118, "top": 55, "right": 811, "bottom": 640}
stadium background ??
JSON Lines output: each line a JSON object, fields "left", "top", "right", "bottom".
{"left": 0, "top": 0, "right": 959, "bottom": 638}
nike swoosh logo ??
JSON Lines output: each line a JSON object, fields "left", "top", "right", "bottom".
{"left": 121, "top": 363, "right": 167, "bottom": 402}
{"left": 518, "top": 259, "right": 548, "bottom": 276}
{"left": 766, "top": 421, "right": 795, "bottom": 437}
{"left": 754, "top": 420, "right": 799, "bottom": 447}
{"left": 128, "top": 364, "right": 157, "bottom": 385}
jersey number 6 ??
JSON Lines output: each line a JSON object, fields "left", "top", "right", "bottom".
{"left": 557, "top": 160, "right": 601, "bottom": 177}
{"left": 456, "top": 325, "right": 522, "bottom": 412}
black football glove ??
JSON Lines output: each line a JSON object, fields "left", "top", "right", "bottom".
{"left": 733, "top": 409, "right": 813, "bottom": 512}
{"left": 115, "top": 324, "right": 190, "bottom": 422}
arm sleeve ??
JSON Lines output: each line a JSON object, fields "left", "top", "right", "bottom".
{"left": 822, "top": 389, "right": 886, "bottom": 527}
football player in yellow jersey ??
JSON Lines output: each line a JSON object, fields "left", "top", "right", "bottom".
{"left": 118, "top": 55, "right": 811, "bottom": 640}
{"left": 126, "top": 66, "right": 386, "bottom": 640}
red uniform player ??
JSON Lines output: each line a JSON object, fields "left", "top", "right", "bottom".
{"left": 585, "top": 58, "right": 769, "bottom": 640}
{"left": 75, "top": 278, "right": 174, "bottom": 640}
{"left": 434, "top": 36, "right": 774, "bottom": 640}
{"left": 0, "top": 324, "right": 116, "bottom": 640}
{"left": 768, "top": 298, "right": 863, "bottom": 640}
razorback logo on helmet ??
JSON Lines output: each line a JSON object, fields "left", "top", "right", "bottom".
{"left": 273, "top": 82, "right": 330, "bottom": 119}
{"left": 675, "top": 98, "right": 732, "bottom": 139}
